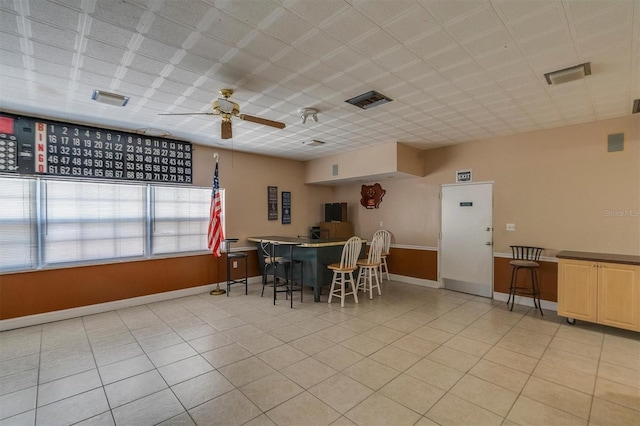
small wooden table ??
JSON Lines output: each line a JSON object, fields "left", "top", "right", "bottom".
{"left": 248, "top": 236, "right": 365, "bottom": 302}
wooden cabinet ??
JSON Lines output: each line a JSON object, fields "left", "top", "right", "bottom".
{"left": 319, "top": 221, "right": 353, "bottom": 239}
{"left": 558, "top": 255, "right": 640, "bottom": 332}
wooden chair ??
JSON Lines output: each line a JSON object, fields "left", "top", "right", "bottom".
{"left": 507, "top": 246, "right": 544, "bottom": 315}
{"left": 373, "top": 229, "right": 391, "bottom": 281}
{"left": 356, "top": 234, "right": 383, "bottom": 299}
{"left": 327, "top": 236, "right": 362, "bottom": 307}
{"left": 225, "top": 238, "right": 248, "bottom": 296}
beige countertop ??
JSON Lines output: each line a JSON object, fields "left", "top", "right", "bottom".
{"left": 247, "top": 235, "right": 364, "bottom": 248}
{"left": 557, "top": 250, "right": 640, "bottom": 266}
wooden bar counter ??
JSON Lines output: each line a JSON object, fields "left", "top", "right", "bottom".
{"left": 248, "top": 236, "right": 365, "bottom": 302}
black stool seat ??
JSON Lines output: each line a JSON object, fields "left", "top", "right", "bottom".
{"left": 225, "top": 238, "right": 248, "bottom": 296}
{"left": 507, "top": 245, "right": 543, "bottom": 315}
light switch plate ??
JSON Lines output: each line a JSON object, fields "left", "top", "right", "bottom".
{"left": 506, "top": 223, "right": 515, "bottom": 231}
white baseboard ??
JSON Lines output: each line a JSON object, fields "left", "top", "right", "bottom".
{"left": 0, "top": 277, "right": 262, "bottom": 332}
{"left": 389, "top": 274, "right": 441, "bottom": 289}
{"left": 493, "top": 291, "right": 558, "bottom": 312}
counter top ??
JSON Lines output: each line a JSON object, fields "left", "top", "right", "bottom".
{"left": 247, "top": 235, "right": 363, "bottom": 248}
{"left": 557, "top": 250, "right": 640, "bottom": 266}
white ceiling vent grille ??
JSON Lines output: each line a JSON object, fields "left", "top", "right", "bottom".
{"left": 345, "top": 90, "right": 393, "bottom": 110}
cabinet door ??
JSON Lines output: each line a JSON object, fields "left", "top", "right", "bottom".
{"left": 597, "top": 263, "right": 640, "bottom": 331}
{"left": 558, "top": 259, "right": 597, "bottom": 322}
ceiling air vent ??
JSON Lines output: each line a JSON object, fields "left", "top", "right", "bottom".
{"left": 345, "top": 90, "right": 393, "bottom": 110}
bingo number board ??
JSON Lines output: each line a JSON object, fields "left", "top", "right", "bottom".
{"left": 0, "top": 113, "right": 192, "bottom": 183}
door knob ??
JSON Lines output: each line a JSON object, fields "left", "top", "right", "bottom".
{"left": 486, "top": 227, "right": 491, "bottom": 231}
{"left": 485, "top": 242, "right": 492, "bottom": 246}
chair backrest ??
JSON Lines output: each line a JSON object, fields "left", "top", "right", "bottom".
{"left": 260, "top": 241, "right": 276, "bottom": 262}
{"left": 367, "top": 234, "right": 384, "bottom": 264}
{"left": 373, "top": 229, "right": 391, "bottom": 254}
{"left": 510, "top": 246, "right": 543, "bottom": 261}
{"left": 340, "top": 236, "right": 362, "bottom": 269}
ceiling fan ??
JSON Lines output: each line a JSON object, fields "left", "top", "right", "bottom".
{"left": 159, "top": 89, "right": 286, "bottom": 139}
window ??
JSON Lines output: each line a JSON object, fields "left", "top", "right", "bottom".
{"left": 0, "top": 176, "right": 220, "bottom": 273}
{"left": 0, "top": 177, "right": 37, "bottom": 271}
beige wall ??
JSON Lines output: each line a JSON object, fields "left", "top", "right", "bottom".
{"left": 192, "top": 147, "right": 332, "bottom": 245}
{"left": 331, "top": 115, "right": 640, "bottom": 256}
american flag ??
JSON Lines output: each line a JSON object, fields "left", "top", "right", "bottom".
{"left": 207, "top": 161, "right": 224, "bottom": 257}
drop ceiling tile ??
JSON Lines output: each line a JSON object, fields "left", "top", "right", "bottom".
{"left": 87, "top": 18, "right": 135, "bottom": 48}
{"left": 144, "top": 15, "right": 194, "bottom": 48}
{"left": 353, "top": 0, "right": 417, "bottom": 26}
{"left": 0, "top": 48, "right": 23, "bottom": 67}
{"left": 113, "top": 81, "right": 149, "bottom": 97}
{"left": 383, "top": 5, "right": 434, "bottom": 43}
{"left": 201, "top": 10, "right": 254, "bottom": 45}
{"left": 80, "top": 56, "right": 120, "bottom": 77}
{"left": 343, "top": 60, "right": 388, "bottom": 83}
{"left": 474, "top": 47, "right": 524, "bottom": 71}
{"left": 188, "top": 34, "right": 234, "bottom": 62}
{"left": 154, "top": 0, "right": 212, "bottom": 29}
{"left": 83, "top": 38, "right": 127, "bottom": 64}
{"left": 31, "top": 40, "right": 75, "bottom": 65}
{"left": 321, "top": 7, "right": 377, "bottom": 44}
{"left": 446, "top": 6, "right": 501, "bottom": 42}
{"left": 0, "top": 31, "right": 22, "bottom": 54}
{"left": 577, "top": 29, "right": 632, "bottom": 57}
{"left": 298, "top": 61, "right": 341, "bottom": 82}
{"left": 272, "top": 48, "right": 316, "bottom": 72}
{"left": 321, "top": 46, "right": 368, "bottom": 71}
{"left": 405, "top": 28, "right": 457, "bottom": 58}
{"left": 173, "top": 52, "right": 214, "bottom": 74}
{"left": 33, "top": 58, "right": 72, "bottom": 78}
{"left": 77, "top": 70, "right": 115, "bottom": 88}
{"left": 29, "top": 20, "right": 78, "bottom": 49}
{"left": 261, "top": 9, "right": 315, "bottom": 44}
{"left": 221, "top": 50, "right": 267, "bottom": 75}
{"left": 420, "top": 0, "right": 487, "bottom": 24}
{"left": 491, "top": 0, "right": 557, "bottom": 23}
{"left": 122, "top": 67, "right": 158, "bottom": 86}
{"left": 427, "top": 46, "right": 471, "bottom": 70}
{"left": 279, "top": 73, "right": 317, "bottom": 92}
{"left": 519, "top": 28, "right": 573, "bottom": 56}
{"left": 136, "top": 37, "right": 180, "bottom": 62}
{"left": 90, "top": 0, "right": 146, "bottom": 31}
{"left": 167, "top": 67, "right": 202, "bottom": 86}
{"left": 0, "top": 10, "right": 19, "bottom": 34}
{"left": 372, "top": 47, "right": 420, "bottom": 73}
{"left": 566, "top": 0, "right": 632, "bottom": 23}
{"left": 508, "top": 5, "right": 565, "bottom": 41}
{"left": 215, "top": 0, "right": 281, "bottom": 27}
{"left": 462, "top": 29, "right": 514, "bottom": 57}
{"left": 293, "top": 29, "right": 344, "bottom": 59}
{"left": 128, "top": 53, "right": 168, "bottom": 75}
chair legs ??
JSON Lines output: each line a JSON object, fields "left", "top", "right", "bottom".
{"left": 507, "top": 266, "right": 543, "bottom": 315}
{"left": 379, "top": 256, "right": 390, "bottom": 281}
{"left": 328, "top": 271, "right": 358, "bottom": 307}
{"left": 356, "top": 266, "right": 381, "bottom": 300}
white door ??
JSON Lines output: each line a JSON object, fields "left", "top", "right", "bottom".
{"left": 440, "top": 183, "right": 493, "bottom": 298}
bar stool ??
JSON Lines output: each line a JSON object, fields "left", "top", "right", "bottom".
{"left": 328, "top": 236, "right": 362, "bottom": 307}
{"left": 225, "top": 238, "right": 248, "bottom": 296}
{"left": 507, "top": 246, "right": 544, "bottom": 315}
{"left": 260, "top": 241, "right": 291, "bottom": 305}
{"left": 356, "top": 234, "right": 383, "bottom": 299}
{"left": 373, "top": 229, "right": 391, "bottom": 281}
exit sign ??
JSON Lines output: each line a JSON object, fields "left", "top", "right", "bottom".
{"left": 456, "top": 169, "right": 472, "bottom": 183}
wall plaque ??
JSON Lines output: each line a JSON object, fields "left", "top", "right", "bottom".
{"left": 360, "top": 183, "right": 386, "bottom": 209}
{"left": 267, "top": 186, "right": 278, "bottom": 220}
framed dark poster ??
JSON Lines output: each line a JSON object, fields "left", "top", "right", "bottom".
{"left": 267, "top": 186, "right": 278, "bottom": 220}
{"left": 282, "top": 191, "right": 291, "bottom": 224}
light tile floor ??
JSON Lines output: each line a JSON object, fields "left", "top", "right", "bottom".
{"left": 1, "top": 281, "right": 639, "bottom": 426}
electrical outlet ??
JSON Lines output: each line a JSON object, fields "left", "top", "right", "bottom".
{"left": 233, "top": 261, "right": 238, "bottom": 268}
{"left": 506, "top": 223, "right": 516, "bottom": 231}
{"left": 379, "top": 221, "right": 384, "bottom": 228}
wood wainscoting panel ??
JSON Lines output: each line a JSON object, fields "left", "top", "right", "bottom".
{"left": 386, "top": 248, "right": 437, "bottom": 281}
{"left": 494, "top": 257, "right": 558, "bottom": 302}
{"left": 0, "top": 251, "right": 260, "bottom": 320}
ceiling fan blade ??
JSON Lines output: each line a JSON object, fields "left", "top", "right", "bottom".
{"left": 158, "top": 112, "right": 217, "bottom": 116}
{"left": 239, "top": 114, "right": 286, "bottom": 129}
{"left": 221, "top": 120, "right": 232, "bottom": 139}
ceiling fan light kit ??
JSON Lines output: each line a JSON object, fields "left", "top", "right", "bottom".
{"left": 299, "top": 108, "right": 318, "bottom": 124}
{"left": 159, "top": 88, "right": 285, "bottom": 140}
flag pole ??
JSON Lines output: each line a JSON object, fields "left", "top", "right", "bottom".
{"left": 209, "top": 152, "right": 226, "bottom": 296}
